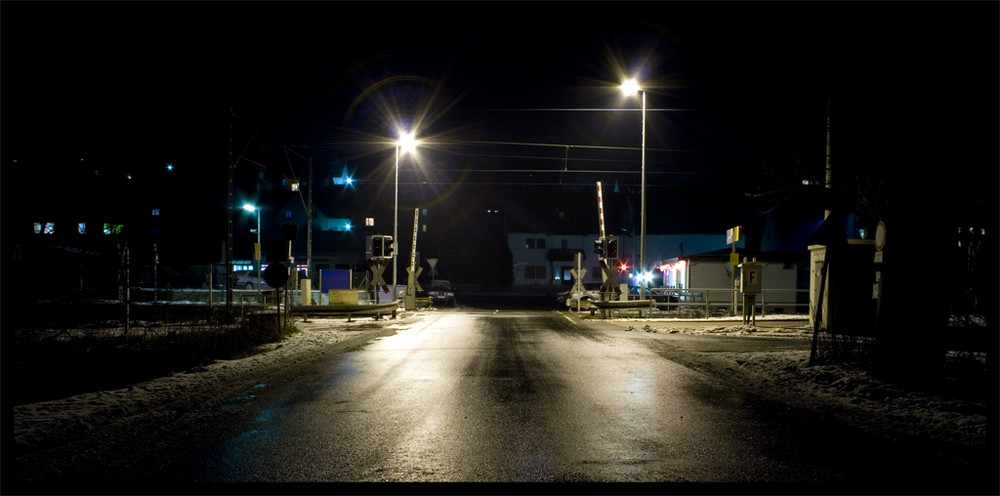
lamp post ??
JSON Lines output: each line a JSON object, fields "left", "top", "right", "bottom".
{"left": 243, "top": 203, "right": 262, "bottom": 299}
{"left": 394, "top": 132, "right": 418, "bottom": 301}
{"left": 621, "top": 79, "right": 647, "bottom": 300}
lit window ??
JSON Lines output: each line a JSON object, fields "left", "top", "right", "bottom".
{"left": 286, "top": 210, "right": 293, "bottom": 218}
{"left": 33, "top": 222, "right": 42, "bottom": 234}
{"left": 78, "top": 223, "right": 86, "bottom": 235}
{"left": 152, "top": 209, "right": 160, "bottom": 216}
{"left": 43, "top": 222, "right": 55, "bottom": 235}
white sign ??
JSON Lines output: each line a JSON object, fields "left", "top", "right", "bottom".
{"left": 727, "top": 226, "right": 741, "bottom": 245}
{"left": 875, "top": 221, "right": 886, "bottom": 252}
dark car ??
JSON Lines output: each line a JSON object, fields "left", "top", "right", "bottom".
{"left": 427, "top": 280, "right": 456, "bottom": 306}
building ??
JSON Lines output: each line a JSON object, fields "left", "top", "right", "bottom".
{"left": 661, "top": 250, "right": 810, "bottom": 314}
{"left": 508, "top": 232, "right": 745, "bottom": 292}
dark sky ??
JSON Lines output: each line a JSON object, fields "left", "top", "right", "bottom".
{"left": 3, "top": 1, "right": 997, "bottom": 264}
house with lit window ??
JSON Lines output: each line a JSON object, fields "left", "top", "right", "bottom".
{"left": 508, "top": 229, "right": 809, "bottom": 310}
{"left": 508, "top": 232, "right": 745, "bottom": 291}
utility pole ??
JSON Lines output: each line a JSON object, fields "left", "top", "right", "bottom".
{"left": 307, "top": 156, "right": 313, "bottom": 279}
{"left": 825, "top": 97, "right": 833, "bottom": 219}
{"left": 226, "top": 108, "right": 236, "bottom": 317}
{"left": 284, "top": 146, "right": 314, "bottom": 279}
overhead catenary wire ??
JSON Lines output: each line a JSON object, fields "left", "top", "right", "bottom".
{"left": 432, "top": 139, "right": 696, "bottom": 153}
{"left": 409, "top": 169, "right": 706, "bottom": 175}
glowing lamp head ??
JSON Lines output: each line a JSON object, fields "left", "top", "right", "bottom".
{"left": 242, "top": 204, "right": 257, "bottom": 213}
{"left": 621, "top": 79, "right": 641, "bottom": 95}
{"left": 397, "top": 132, "right": 419, "bottom": 155}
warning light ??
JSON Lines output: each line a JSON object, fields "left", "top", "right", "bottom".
{"left": 372, "top": 234, "right": 393, "bottom": 258}
{"left": 606, "top": 236, "right": 619, "bottom": 259}
{"left": 594, "top": 238, "right": 605, "bottom": 257}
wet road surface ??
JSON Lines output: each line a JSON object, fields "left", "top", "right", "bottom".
{"left": 167, "top": 310, "right": 984, "bottom": 491}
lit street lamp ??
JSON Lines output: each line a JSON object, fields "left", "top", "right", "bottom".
{"left": 243, "top": 203, "right": 262, "bottom": 298}
{"left": 621, "top": 78, "right": 648, "bottom": 300}
{"left": 394, "top": 131, "right": 419, "bottom": 301}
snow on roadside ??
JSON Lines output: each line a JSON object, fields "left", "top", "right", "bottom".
{"left": 607, "top": 316, "right": 989, "bottom": 453}
{"left": 12, "top": 315, "right": 414, "bottom": 451}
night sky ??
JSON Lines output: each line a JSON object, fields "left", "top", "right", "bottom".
{"left": 3, "top": 1, "right": 997, "bottom": 269}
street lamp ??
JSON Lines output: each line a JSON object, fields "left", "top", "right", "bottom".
{"left": 621, "top": 78, "right": 648, "bottom": 300}
{"left": 394, "top": 131, "right": 419, "bottom": 301}
{"left": 242, "top": 203, "right": 262, "bottom": 298}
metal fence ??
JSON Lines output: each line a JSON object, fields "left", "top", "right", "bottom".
{"left": 627, "top": 287, "right": 811, "bottom": 317}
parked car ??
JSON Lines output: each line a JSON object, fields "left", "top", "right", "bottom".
{"left": 649, "top": 288, "right": 680, "bottom": 303}
{"left": 234, "top": 270, "right": 270, "bottom": 290}
{"left": 427, "top": 279, "right": 456, "bottom": 307}
{"left": 557, "top": 282, "right": 603, "bottom": 309}
{"left": 179, "top": 264, "right": 228, "bottom": 289}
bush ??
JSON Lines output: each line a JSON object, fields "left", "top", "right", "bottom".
{"left": 11, "top": 317, "right": 298, "bottom": 405}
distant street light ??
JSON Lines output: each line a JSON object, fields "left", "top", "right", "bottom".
{"left": 394, "top": 131, "right": 419, "bottom": 301}
{"left": 242, "top": 203, "right": 262, "bottom": 298}
{"left": 621, "top": 78, "right": 648, "bottom": 300}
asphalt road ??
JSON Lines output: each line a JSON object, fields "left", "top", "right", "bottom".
{"left": 151, "top": 310, "right": 980, "bottom": 492}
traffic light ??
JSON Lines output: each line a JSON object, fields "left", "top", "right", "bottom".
{"left": 606, "top": 235, "right": 619, "bottom": 259}
{"left": 593, "top": 237, "right": 605, "bottom": 257}
{"left": 371, "top": 235, "right": 394, "bottom": 259}
{"left": 383, "top": 235, "right": 394, "bottom": 258}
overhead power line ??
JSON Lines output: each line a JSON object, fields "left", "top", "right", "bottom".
{"left": 408, "top": 168, "right": 708, "bottom": 176}
{"left": 433, "top": 139, "right": 698, "bottom": 154}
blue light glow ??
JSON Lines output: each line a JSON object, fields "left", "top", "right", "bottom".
{"left": 333, "top": 167, "right": 354, "bottom": 186}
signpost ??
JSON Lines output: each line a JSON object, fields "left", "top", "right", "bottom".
{"left": 367, "top": 234, "right": 392, "bottom": 304}
{"left": 367, "top": 258, "right": 390, "bottom": 304}
{"left": 264, "top": 261, "right": 289, "bottom": 333}
{"left": 727, "top": 226, "right": 742, "bottom": 316}
{"left": 739, "top": 257, "right": 764, "bottom": 325}
{"left": 427, "top": 258, "right": 438, "bottom": 283}
{"left": 570, "top": 252, "right": 586, "bottom": 312}
{"left": 873, "top": 221, "right": 886, "bottom": 330}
